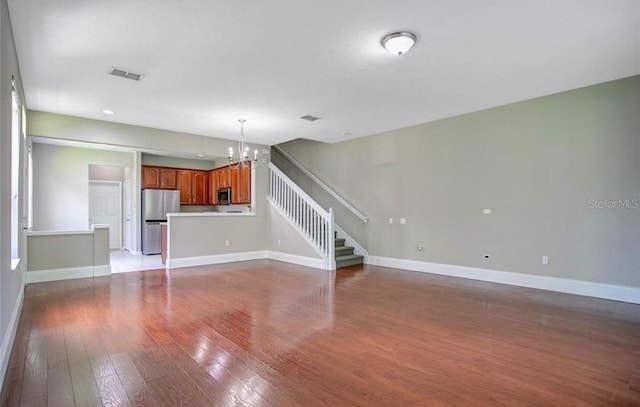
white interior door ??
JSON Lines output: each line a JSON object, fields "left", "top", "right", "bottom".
{"left": 89, "top": 181, "right": 122, "bottom": 249}
{"left": 123, "top": 179, "right": 132, "bottom": 252}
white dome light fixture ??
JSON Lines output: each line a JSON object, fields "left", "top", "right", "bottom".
{"left": 381, "top": 31, "right": 417, "bottom": 56}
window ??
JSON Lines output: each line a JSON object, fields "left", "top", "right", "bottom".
{"left": 11, "top": 79, "right": 22, "bottom": 261}
{"left": 26, "top": 135, "right": 33, "bottom": 230}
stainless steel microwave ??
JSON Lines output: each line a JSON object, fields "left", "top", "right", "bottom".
{"left": 217, "top": 187, "right": 231, "bottom": 205}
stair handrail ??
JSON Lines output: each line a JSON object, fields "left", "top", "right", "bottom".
{"left": 269, "top": 163, "right": 335, "bottom": 270}
{"left": 272, "top": 145, "right": 369, "bottom": 223}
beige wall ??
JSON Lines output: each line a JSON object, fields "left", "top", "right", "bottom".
{"left": 267, "top": 204, "right": 321, "bottom": 258}
{"left": 141, "top": 153, "right": 216, "bottom": 170}
{"left": 27, "top": 227, "right": 110, "bottom": 271}
{"left": 169, "top": 215, "right": 266, "bottom": 258}
{"left": 93, "top": 227, "right": 110, "bottom": 266}
{"left": 28, "top": 110, "right": 259, "bottom": 160}
{"left": 89, "top": 165, "right": 125, "bottom": 181}
{"left": 32, "top": 143, "right": 133, "bottom": 230}
{"left": 0, "top": 0, "right": 27, "bottom": 385}
{"left": 27, "top": 233, "right": 94, "bottom": 271}
{"left": 278, "top": 76, "right": 640, "bottom": 288}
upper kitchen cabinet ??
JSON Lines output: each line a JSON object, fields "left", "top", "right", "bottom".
{"left": 192, "top": 170, "right": 208, "bottom": 205}
{"left": 142, "top": 166, "right": 177, "bottom": 189}
{"left": 238, "top": 163, "right": 251, "bottom": 204}
{"left": 208, "top": 170, "right": 219, "bottom": 205}
{"left": 231, "top": 163, "right": 251, "bottom": 204}
{"left": 218, "top": 167, "right": 231, "bottom": 189}
{"left": 159, "top": 168, "right": 177, "bottom": 189}
{"left": 177, "top": 169, "right": 208, "bottom": 205}
{"left": 142, "top": 166, "right": 161, "bottom": 188}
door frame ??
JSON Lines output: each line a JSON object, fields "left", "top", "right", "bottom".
{"left": 122, "top": 179, "right": 132, "bottom": 252}
{"left": 88, "top": 180, "right": 123, "bottom": 249}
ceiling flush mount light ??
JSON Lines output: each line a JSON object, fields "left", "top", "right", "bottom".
{"left": 102, "top": 109, "right": 115, "bottom": 115}
{"left": 228, "top": 119, "right": 258, "bottom": 168}
{"left": 381, "top": 32, "right": 417, "bottom": 56}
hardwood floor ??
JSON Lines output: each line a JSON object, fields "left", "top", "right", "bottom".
{"left": 2, "top": 260, "right": 639, "bottom": 406}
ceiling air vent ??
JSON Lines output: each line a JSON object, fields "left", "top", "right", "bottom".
{"left": 300, "top": 115, "right": 320, "bottom": 121}
{"left": 109, "top": 67, "right": 144, "bottom": 81}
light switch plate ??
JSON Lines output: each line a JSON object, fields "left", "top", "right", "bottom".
{"left": 483, "top": 209, "right": 492, "bottom": 214}
{"left": 400, "top": 218, "right": 406, "bottom": 224}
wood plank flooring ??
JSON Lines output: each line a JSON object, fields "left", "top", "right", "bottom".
{"left": 1, "top": 260, "right": 639, "bottom": 406}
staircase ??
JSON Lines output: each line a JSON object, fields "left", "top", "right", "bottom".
{"left": 334, "top": 234, "right": 364, "bottom": 268}
{"left": 269, "top": 162, "right": 365, "bottom": 270}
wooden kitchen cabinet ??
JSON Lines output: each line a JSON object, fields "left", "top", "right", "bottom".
{"left": 192, "top": 170, "right": 207, "bottom": 205}
{"left": 238, "top": 163, "right": 251, "bottom": 204}
{"left": 231, "top": 163, "right": 251, "bottom": 204}
{"left": 218, "top": 167, "right": 231, "bottom": 189}
{"left": 177, "top": 170, "right": 192, "bottom": 204}
{"left": 142, "top": 166, "right": 161, "bottom": 188}
{"left": 177, "top": 169, "right": 208, "bottom": 205}
{"left": 208, "top": 170, "right": 219, "bottom": 205}
{"left": 159, "top": 168, "right": 177, "bottom": 189}
{"left": 142, "top": 166, "right": 177, "bottom": 189}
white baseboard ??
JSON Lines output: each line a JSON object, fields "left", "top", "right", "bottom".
{"left": 266, "top": 251, "right": 326, "bottom": 270}
{"left": 26, "top": 264, "right": 112, "bottom": 284}
{"left": 94, "top": 264, "right": 112, "bottom": 277}
{"left": 366, "top": 256, "right": 640, "bottom": 304}
{"left": 167, "top": 251, "right": 267, "bottom": 269}
{"left": 167, "top": 250, "right": 329, "bottom": 271}
{"left": 0, "top": 286, "right": 24, "bottom": 391}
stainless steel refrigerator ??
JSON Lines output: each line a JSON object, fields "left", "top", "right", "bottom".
{"left": 142, "top": 189, "right": 180, "bottom": 255}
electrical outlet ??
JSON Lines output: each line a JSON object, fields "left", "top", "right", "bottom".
{"left": 483, "top": 209, "right": 492, "bottom": 215}
{"left": 542, "top": 255, "right": 549, "bottom": 265}
{"left": 225, "top": 240, "right": 230, "bottom": 247}
{"left": 483, "top": 254, "right": 491, "bottom": 260}
{"left": 389, "top": 217, "right": 393, "bottom": 224}
{"left": 400, "top": 218, "right": 406, "bottom": 224}
{"left": 278, "top": 239, "right": 282, "bottom": 246}
{"left": 417, "top": 245, "right": 424, "bottom": 252}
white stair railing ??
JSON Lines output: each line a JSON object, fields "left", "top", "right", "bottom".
{"left": 268, "top": 163, "right": 335, "bottom": 270}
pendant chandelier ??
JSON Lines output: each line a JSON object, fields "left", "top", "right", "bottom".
{"left": 228, "top": 119, "right": 257, "bottom": 168}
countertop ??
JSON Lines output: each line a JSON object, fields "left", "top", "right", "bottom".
{"left": 167, "top": 212, "right": 255, "bottom": 217}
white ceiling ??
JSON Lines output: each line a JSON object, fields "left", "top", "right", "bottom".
{"left": 8, "top": 0, "right": 640, "bottom": 146}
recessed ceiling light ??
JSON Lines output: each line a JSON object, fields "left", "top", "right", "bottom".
{"left": 381, "top": 32, "right": 417, "bottom": 56}
{"left": 102, "top": 109, "right": 115, "bottom": 115}
{"left": 340, "top": 132, "right": 352, "bottom": 137}
{"left": 196, "top": 154, "right": 204, "bottom": 157}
